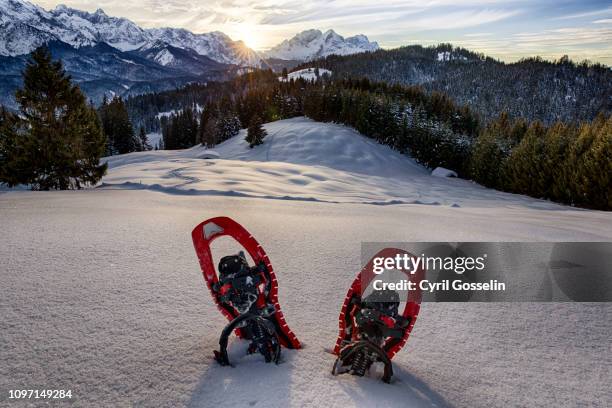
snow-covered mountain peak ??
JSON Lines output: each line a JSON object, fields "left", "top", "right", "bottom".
{"left": 323, "top": 29, "right": 342, "bottom": 40}
{"left": 0, "top": 0, "right": 261, "bottom": 66}
{"left": 0, "top": 0, "right": 380, "bottom": 67}
{"left": 0, "top": 0, "right": 48, "bottom": 21}
{"left": 264, "top": 28, "right": 379, "bottom": 61}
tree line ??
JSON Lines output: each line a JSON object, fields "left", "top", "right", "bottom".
{"left": 300, "top": 79, "right": 610, "bottom": 210}
{"left": 299, "top": 44, "right": 611, "bottom": 126}
{"left": 127, "top": 69, "right": 610, "bottom": 209}
{"left": 1, "top": 48, "right": 609, "bottom": 210}
{"left": 99, "top": 95, "right": 151, "bottom": 154}
{"left": 471, "top": 112, "right": 610, "bottom": 210}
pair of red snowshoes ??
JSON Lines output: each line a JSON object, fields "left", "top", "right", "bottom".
{"left": 192, "top": 217, "right": 421, "bottom": 383}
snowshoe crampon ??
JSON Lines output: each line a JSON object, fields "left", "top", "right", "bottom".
{"left": 332, "top": 248, "right": 423, "bottom": 383}
{"left": 192, "top": 217, "right": 300, "bottom": 366}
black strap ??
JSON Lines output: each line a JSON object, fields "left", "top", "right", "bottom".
{"left": 336, "top": 340, "right": 394, "bottom": 383}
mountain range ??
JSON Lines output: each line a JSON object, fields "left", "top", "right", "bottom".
{"left": 0, "top": 0, "right": 378, "bottom": 107}
{"left": 0, "top": 0, "right": 378, "bottom": 64}
{"left": 263, "top": 29, "right": 379, "bottom": 61}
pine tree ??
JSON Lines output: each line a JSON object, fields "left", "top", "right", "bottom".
{"left": 99, "top": 96, "right": 138, "bottom": 155}
{"left": 0, "top": 106, "right": 22, "bottom": 186}
{"left": 202, "top": 118, "right": 219, "bottom": 147}
{"left": 217, "top": 114, "right": 241, "bottom": 142}
{"left": 569, "top": 114, "right": 611, "bottom": 209}
{"left": 4, "top": 47, "right": 106, "bottom": 189}
{"left": 138, "top": 126, "right": 151, "bottom": 151}
{"left": 543, "top": 122, "right": 573, "bottom": 201}
{"left": 246, "top": 115, "right": 267, "bottom": 148}
{"left": 179, "top": 107, "right": 198, "bottom": 148}
{"left": 504, "top": 121, "right": 547, "bottom": 196}
{"left": 469, "top": 121, "right": 506, "bottom": 189}
{"left": 198, "top": 104, "right": 213, "bottom": 145}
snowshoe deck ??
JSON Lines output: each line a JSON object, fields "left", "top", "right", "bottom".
{"left": 192, "top": 216, "right": 301, "bottom": 350}
{"left": 333, "top": 247, "right": 422, "bottom": 360}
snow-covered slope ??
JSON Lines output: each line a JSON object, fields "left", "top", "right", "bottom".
{"left": 1, "top": 191, "right": 611, "bottom": 408}
{"left": 146, "top": 28, "right": 259, "bottom": 67}
{"left": 265, "top": 29, "right": 379, "bottom": 61}
{"left": 279, "top": 68, "right": 332, "bottom": 82}
{"left": 436, "top": 51, "right": 468, "bottom": 62}
{"left": 0, "top": 0, "right": 259, "bottom": 66}
{"left": 2, "top": 118, "right": 612, "bottom": 407}
{"left": 103, "top": 117, "right": 563, "bottom": 209}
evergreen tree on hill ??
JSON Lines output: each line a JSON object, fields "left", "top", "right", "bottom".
{"left": 99, "top": 96, "right": 138, "bottom": 155}
{"left": 0, "top": 47, "right": 106, "bottom": 190}
{"left": 569, "top": 114, "right": 611, "bottom": 209}
{"left": 138, "top": 126, "right": 151, "bottom": 151}
{"left": 161, "top": 108, "right": 199, "bottom": 150}
{"left": 198, "top": 104, "right": 213, "bottom": 146}
{"left": 0, "top": 107, "right": 21, "bottom": 185}
{"left": 246, "top": 115, "right": 267, "bottom": 148}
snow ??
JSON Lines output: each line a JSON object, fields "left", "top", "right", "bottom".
{"left": 431, "top": 167, "right": 458, "bottom": 178}
{"left": 280, "top": 68, "right": 332, "bottom": 82}
{"left": 0, "top": 0, "right": 260, "bottom": 66}
{"left": 146, "top": 132, "right": 162, "bottom": 148}
{"left": 1, "top": 191, "right": 611, "bottom": 407}
{"left": 265, "top": 29, "right": 379, "bottom": 61}
{"left": 155, "top": 105, "right": 202, "bottom": 121}
{"left": 154, "top": 48, "right": 175, "bottom": 66}
{"left": 437, "top": 51, "right": 451, "bottom": 61}
{"left": 115, "top": 56, "right": 137, "bottom": 65}
{"left": 437, "top": 51, "right": 468, "bottom": 62}
{"left": 102, "top": 117, "right": 565, "bottom": 208}
{"left": 1, "top": 117, "right": 612, "bottom": 407}
{"left": 196, "top": 150, "right": 220, "bottom": 159}
{"left": 155, "top": 110, "right": 176, "bottom": 120}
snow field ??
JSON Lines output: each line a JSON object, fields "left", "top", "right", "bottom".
{"left": 1, "top": 117, "right": 611, "bottom": 407}
{"left": 279, "top": 68, "right": 332, "bottom": 82}
{"left": 1, "top": 191, "right": 611, "bottom": 407}
{"left": 103, "top": 117, "right": 565, "bottom": 209}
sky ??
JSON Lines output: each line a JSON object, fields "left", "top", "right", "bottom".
{"left": 34, "top": 0, "right": 612, "bottom": 65}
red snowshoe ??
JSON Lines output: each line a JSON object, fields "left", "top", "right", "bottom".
{"left": 332, "top": 248, "right": 423, "bottom": 383}
{"left": 192, "top": 217, "right": 301, "bottom": 366}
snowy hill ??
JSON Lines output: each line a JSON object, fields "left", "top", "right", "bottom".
{"left": 103, "top": 117, "right": 563, "bottom": 209}
{"left": 2, "top": 118, "right": 612, "bottom": 407}
{"left": 264, "top": 29, "right": 379, "bottom": 61}
{"left": 279, "top": 68, "right": 332, "bottom": 82}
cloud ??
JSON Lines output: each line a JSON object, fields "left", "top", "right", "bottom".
{"left": 513, "top": 26, "right": 612, "bottom": 48}
{"left": 389, "top": 9, "right": 523, "bottom": 31}
{"left": 464, "top": 32, "right": 494, "bottom": 37}
{"left": 554, "top": 6, "right": 612, "bottom": 20}
{"left": 31, "top": 0, "right": 611, "bottom": 64}
{"left": 259, "top": 2, "right": 426, "bottom": 25}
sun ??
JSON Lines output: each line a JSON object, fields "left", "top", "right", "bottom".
{"left": 235, "top": 25, "right": 264, "bottom": 51}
